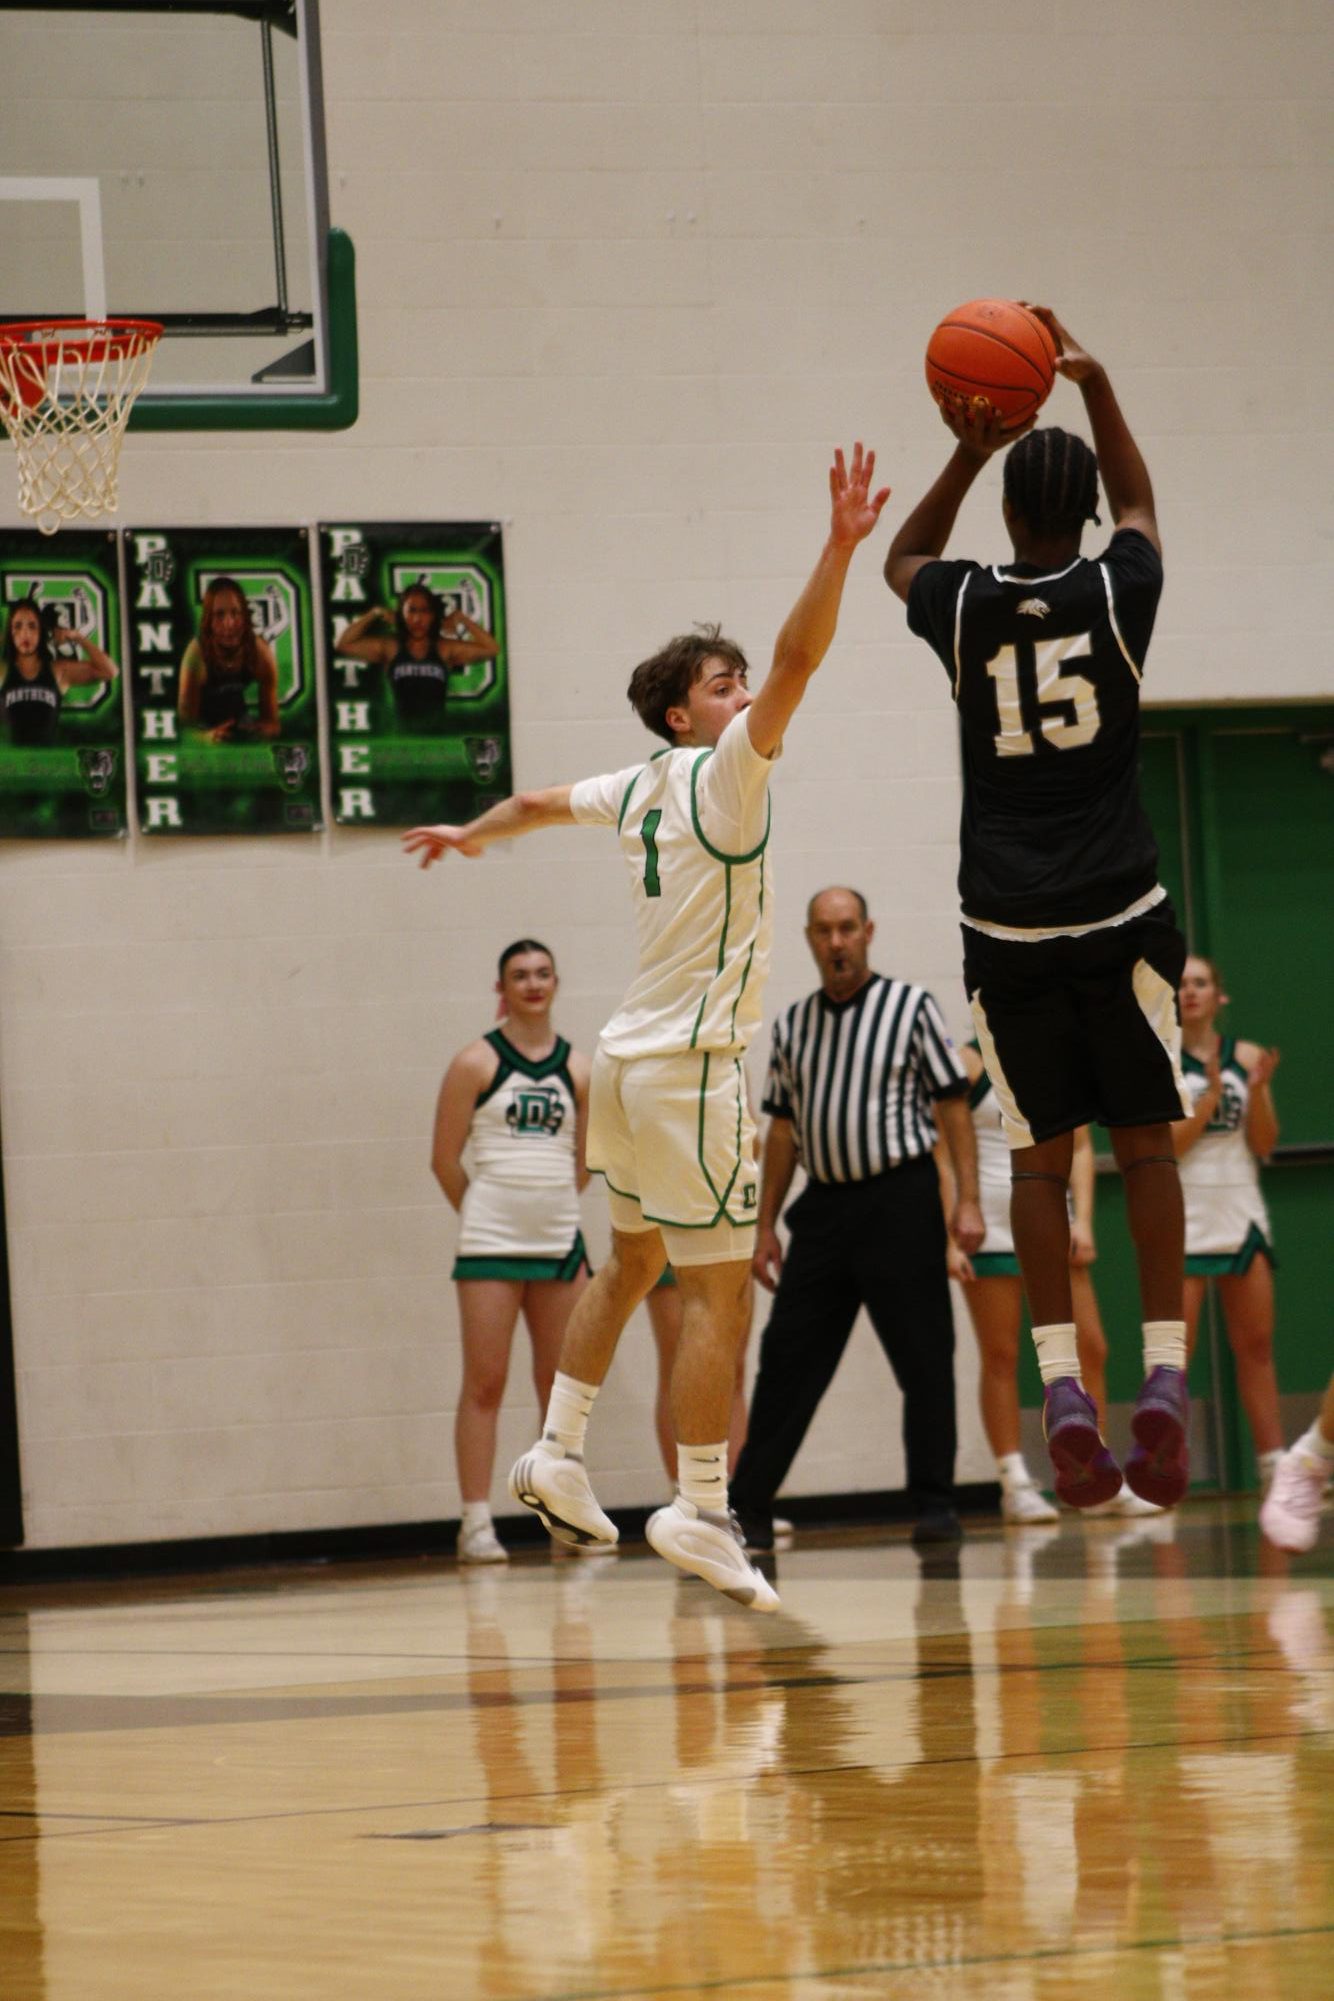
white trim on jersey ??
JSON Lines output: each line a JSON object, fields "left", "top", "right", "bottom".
{"left": 1098, "top": 562, "right": 1142, "bottom": 682}
{"left": 990, "top": 557, "right": 1083, "bottom": 585}
{"left": 960, "top": 881, "right": 1167, "bottom": 944}
{"left": 951, "top": 572, "right": 972, "bottom": 699}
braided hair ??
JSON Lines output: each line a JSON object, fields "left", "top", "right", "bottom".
{"left": 1003, "top": 428, "right": 1101, "bottom": 538}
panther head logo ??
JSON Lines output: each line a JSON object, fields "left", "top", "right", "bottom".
{"left": 271, "top": 743, "right": 310, "bottom": 792}
{"left": 465, "top": 736, "right": 503, "bottom": 783}
{"left": 76, "top": 747, "right": 117, "bottom": 797}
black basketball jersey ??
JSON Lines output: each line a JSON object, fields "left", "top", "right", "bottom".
{"left": 907, "top": 527, "right": 1164, "bottom": 929}
{"left": 2, "top": 660, "right": 62, "bottom": 745}
{"left": 388, "top": 649, "right": 450, "bottom": 730}
{"left": 199, "top": 664, "right": 254, "bottom": 732}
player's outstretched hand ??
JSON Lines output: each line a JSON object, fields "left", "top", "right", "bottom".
{"left": 1022, "top": 305, "right": 1099, "bottom": 384}
{"left": 829, "top": 443, "right": 891, "bottom": 549}
{"left": 401, "top": 824, "right": 484, "bottom": 868}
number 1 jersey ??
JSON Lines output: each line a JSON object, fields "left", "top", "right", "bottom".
{"left": 907, "top": 527, "right": 1164, "bottom": 931}
{"left": 569, "top": 710, "right": 775, "bottom": 1060}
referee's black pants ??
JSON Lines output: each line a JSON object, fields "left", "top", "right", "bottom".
{"left": 731, "top": 1155, "right": 957, "bottom": 1523}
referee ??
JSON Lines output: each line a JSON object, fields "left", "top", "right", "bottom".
{"left": 731, "top": 887, "right": 984, "bottom": 1548}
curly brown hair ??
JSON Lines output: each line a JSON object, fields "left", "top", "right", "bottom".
{"left": 626, "top": 624, "right": 749, "bottom": 744}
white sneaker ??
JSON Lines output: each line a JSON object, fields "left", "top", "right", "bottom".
{"left": 508, "top": 1440, "right": 618, "bottom": 1548}
{"left": 1002, "top": 1482, "right": 1059, "bottom": 1525}
{"left": 1089, "top": 1486, "right": 1164, "bottom": 1519}
{"left": 457, "top": 1520, "right": 507, "bottom": 1565}
{"left": 646, "top": 1496, "right": 781, "bottom": 1613}
{"left": 1260, "top": 1447, "right": 1329, "bottom": 1554}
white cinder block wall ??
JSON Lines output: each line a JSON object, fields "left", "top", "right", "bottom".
{"left": 2, "top": 1, "right": 1330, "bottom": 1547}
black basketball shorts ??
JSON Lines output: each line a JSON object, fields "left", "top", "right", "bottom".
{"left": 962, "top": 899, "right": 1190, "bottom": 1150}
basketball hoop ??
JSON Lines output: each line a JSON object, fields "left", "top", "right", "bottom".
{"left": 0, "top": 318, "right": 161, "bottom": 536}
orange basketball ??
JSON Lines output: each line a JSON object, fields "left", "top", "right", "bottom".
{"left": 925, "top": 299, "right": 1057, "bottom": 432}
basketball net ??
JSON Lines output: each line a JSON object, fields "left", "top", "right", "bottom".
{"left": 0, "top": 319, "right": 161, "bottom": 537}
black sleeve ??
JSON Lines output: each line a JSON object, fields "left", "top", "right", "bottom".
{"left": 906, "top": 560, "right": 977, "bottom": 682}
{"left": 1099, "top": 528, "right": 1164, "bottom": 676}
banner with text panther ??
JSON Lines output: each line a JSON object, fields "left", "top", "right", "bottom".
{"left": 0, "top": 531, "right": 127, "bottom": 837}
{"left": 318, "top": 522, "right": 510, "bottom": 826}
{"left": 125, "top": 527, "right": 322, "bottom": 835}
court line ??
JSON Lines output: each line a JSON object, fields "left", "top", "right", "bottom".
{"left": 532, "top": 1924, "right": 1334, "bottom": 2001}
{"left": 0, "top": 1721, "right": 1323, "bottom": 1846}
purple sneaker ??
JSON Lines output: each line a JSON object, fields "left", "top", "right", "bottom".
{"left": 1042, "top": 1376, "right": 1123, "bottom": 1508}
{"left": 1125, "top": 1366, "right": 1189, "bottom": 1508}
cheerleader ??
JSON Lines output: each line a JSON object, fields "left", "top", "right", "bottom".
{"left": 1174, "top": 956, "right": 1284, "bottom": 1485}
{"left": 432, "top": 940, "right": 591, "bottom": 1561}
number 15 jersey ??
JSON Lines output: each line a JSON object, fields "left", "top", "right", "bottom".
{"left": 908, "top": 527, "right": 1164, "bottom": 932}
{"left": 569, "top": 710, "right": 775, "bottom": 1061}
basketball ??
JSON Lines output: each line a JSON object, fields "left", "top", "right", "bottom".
{"left": 925, "top": 299, "right": 1058, "bottom": 431}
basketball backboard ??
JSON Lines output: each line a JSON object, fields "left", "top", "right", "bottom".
{"left": 0, "top": 0, "right": 356, "bottom": 429}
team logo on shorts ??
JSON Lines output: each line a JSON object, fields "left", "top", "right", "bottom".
{"left": 76, "top": 747, "right": 117, "bottom": 797}
{"left": 465, "top": 736, "right": 503, "bottom": 783}
{"left": 741, "top": 1183, "right": 757, "bottom": 1210}
{"left": 1016, "top": 597, "right": 1051, "bottom": 619}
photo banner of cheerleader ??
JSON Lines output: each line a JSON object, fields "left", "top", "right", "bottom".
{"left": 125, "top": 526, "right": 323, "bottom": 836}
{"left": 318, "top": 521, "right": 511, "bottom": 827}
{"left": 0, "top": 530, "right": 128, "bottom": 839}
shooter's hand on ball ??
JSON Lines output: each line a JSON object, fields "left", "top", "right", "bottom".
{"left": 1022, "top": 306, "right": 1098, "bottom": 383}
{"left": 937, "top": 399, "right": 1034, "bottom": 459}
{"left": 402, "top": 824, "right": 485, "bottom": 866}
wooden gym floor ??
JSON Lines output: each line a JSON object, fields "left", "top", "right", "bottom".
{"left": 0, "top": 1499, "right": 1330, "bottom": 2000}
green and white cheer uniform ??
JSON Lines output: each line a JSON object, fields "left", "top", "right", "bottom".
{"left": 452, "top": 1029, "right": 589, "bottom": 1282}
{"left": 1179, "top": 1038, "right": 1275, "bottom": 1276}
{"left": 569, "top": 711, "right": 773, "bottom": 1257}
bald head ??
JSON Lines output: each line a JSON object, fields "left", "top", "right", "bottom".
{"left": 805, "top": 887, "right": 874, "bottom": 1001}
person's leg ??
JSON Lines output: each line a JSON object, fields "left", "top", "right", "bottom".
{"left": 1071, "top": 1267, "right": 1108, "bottom": 1424}
{"left": 1109, "top": 1122, "right": 1190, "bottom": 1508}
{"left": 510, "top": 1222, "right": 665, "bottom": 1547}
{"left": 964, "top": 1274, "right": 1056, "bottom": 1520}
{"left": 856, "top": 1166, "right": 958, "bottom": 1528}
{"left": 456, "top": 1280, "right": 523, "bottom": 1503}
{"left": 729, "top": 1207, "right": 862, "bottom": 1533}
{"left": 455, "top": 1279, "right": 524, "bottom": 1562}
{"left": 1216, "top": 1258, "right": 1284, "bottom": 1463}
{"left": 644, "top": 1241, "right": 781, "bottom": 1612}
{"left": 521, "top": 1266, "right": 590, "bottom": 1427}
{"left": 966, "top": 1276, "right": 1027, "bottom": 1461}
{"left": 1260, "top": 1370, "right": 1334, "bottom": 1553}
{"left": 646, "top": 1280, "right": 682, "bottom": 1484}
{"left": 1182, "top": 1274, "right": 1209, "bottom": 1363}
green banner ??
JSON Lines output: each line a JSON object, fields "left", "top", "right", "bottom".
{"left": 318, "top": 522, "right": 510, "bottom": 826}
{"left": 0, "top": 532, "right": 127, "bottom": 838}
{"left": 125, "top": 527, "right": 322, "bottom": 835}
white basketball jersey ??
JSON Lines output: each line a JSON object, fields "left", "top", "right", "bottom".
{"left": 570, "top": 710, "right": 775, "bottom": 1061}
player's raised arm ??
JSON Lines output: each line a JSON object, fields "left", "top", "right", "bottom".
{"left": 1025, "top": 305, "right": 1160, "bottom": 552}
{"left": 744, "top": 443, "right": 890, "bottom": 759}
{"left": 402, "top": 785, "right": 577, "bottom": 868}
{"left": 883, "top": 405, "right": 1022, "bottom": 603}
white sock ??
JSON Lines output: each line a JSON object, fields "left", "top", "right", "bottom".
{"left": 460, "top": 1500, "right": 492, "bottom": 1531}
{"left": 1033, "top": 1323, "right": 1080, "bottom": 1388}
{"left": 677, "top": 1442, "right": 728, "bottom": 1514}
{"left": 997, "top": 1452, "right": 1031, "bottom": 1490}
{"left": 1294, "top": 1421, "right": 1334, "bottom": 1473}
{"left": 543, "top": 1371, "right": 600, "bottom": 1454}
{"left": 1142, "top": 1320, "right": 1186, "bottom": 1372}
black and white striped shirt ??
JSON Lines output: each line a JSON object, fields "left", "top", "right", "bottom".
{"left": 762, "top": 975, "right": 968, "bottom": 1183}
